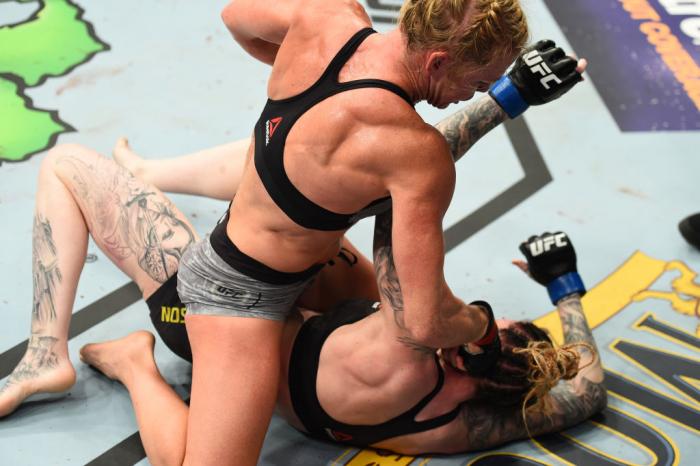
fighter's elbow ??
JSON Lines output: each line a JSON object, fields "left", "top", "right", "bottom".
{"left": 221, "top": 1, "right": 243, "bottom": 35}
{"left": 403, "top": 316, "right": 443, "bottom": 349}
{"left": 577, "top": 381, "right": 608, "bottom": 421}
{"left": 592, "top": 383, "right": 608, "bottom": 415}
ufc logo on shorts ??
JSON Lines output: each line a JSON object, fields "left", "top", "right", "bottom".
{"left": 523, "top": 51, "right": 562, "bottom": 90}
{"left": 529, "top": 233, "right": 568, "bottom": 256}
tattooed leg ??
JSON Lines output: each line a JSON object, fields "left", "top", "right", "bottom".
{"left": 0, "top": 149, "right": 90, "bottom": 416}
{"left": 50, "top": 144, "right": 198, "bottom": 294}
{"left": 1, "top": 143, "right": 198, "bottom": 417}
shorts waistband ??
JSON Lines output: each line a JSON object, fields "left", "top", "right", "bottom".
{"left": 209, "top": 213, "right": 324, "bottom": 285}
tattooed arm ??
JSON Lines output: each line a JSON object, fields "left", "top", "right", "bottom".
{"left": 454, "top": 293, "right": 606, "bottom": 451}
{"left": 373, "top": 208, "right": 485, "bottom": 356}
{"left": 373, "top": 209, "right": 436, "bottom": 356}
{"left": 434, "top": 95, "right": 508, "bottom": 163}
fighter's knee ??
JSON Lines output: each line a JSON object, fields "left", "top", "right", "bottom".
{"left": 43, "top": 143, "right": 89, "bottom": 167}
{"left": 45, "top": 143, "right": 89, "bottom": 159}
{"left": 42, "top": 144, "right": 105, "bottom": 177}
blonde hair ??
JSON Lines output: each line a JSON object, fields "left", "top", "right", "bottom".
{"left": 398, "top": 0, "right": 529, "bottom": 65}
{"left": 515, "top": 341, "right": 596, "bottom": 434}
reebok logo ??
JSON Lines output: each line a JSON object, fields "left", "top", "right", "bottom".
{"left": 529, "top": 232, "right": 568, "bottom": 256}
{"left": 523, "top": 50, "right": 563, "bottom": 90}
{"left": 265, "top": 117, "right": 283, "bottom": 146}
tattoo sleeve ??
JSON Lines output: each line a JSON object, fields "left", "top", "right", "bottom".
{"left": 371, "top": 96, "right": 504, "bottom": 349}
{"left": 557, "top": 295, "right": 600, "bottom": 366}
{"left": 434, "top": 96, "right": 508, "bottom": 163}
{"left": 458, "top": 294, "right": 607, "bottom": 450}
{"left": 373, "top": 210, "right": 434, "bottom": 355}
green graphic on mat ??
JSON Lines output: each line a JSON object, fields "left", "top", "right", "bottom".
{"left": 0, "top": 0, "right": 109, "bottom": 163}
{"left": 0, "top": 75, "right": 73, "bottom": 162}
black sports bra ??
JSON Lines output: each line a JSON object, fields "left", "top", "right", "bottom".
{"left": 289, "top": 299, "right": 462, "bottom": 446}
{"left": 254, "top": 28, "right": 413, "bottom": 231}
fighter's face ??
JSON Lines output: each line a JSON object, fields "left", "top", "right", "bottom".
{"left": 428, "top": 53, "right": 515, "bottom": 109}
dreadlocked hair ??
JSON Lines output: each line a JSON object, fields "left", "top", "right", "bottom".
{"left": 471, "top": 321, "right": 595, "bottom": 432}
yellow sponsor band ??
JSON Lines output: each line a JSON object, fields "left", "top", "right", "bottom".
{"left": 160, "top": 305, "right": 187, "bottom": 324}
{"left": 342, "top": 449, "right": 417, "bottom": 465}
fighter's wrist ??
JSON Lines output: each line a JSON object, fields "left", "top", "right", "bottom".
{"left": 488, "top": 75, "right": 529, "bottom": 119}
{"left": 555, "top": 292, "right": 583, "bottom": 305}
{"left": 470, "top": 300, "right": 497, "bottom": 345}
{"left": 547, "top": 272, "right": 586, "bottom": 305}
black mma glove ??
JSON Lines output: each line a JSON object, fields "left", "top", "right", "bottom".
{"left": 489, "top": 39, "right": 583, "bottom": 118}
{"left": 457, "top": 300, "right": 501, "bottom": 375}
{"left": 519, "top": 231, "right": 586, "bottom": 304}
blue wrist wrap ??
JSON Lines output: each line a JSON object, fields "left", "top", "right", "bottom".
{"left": 547, "top": 272, "right": 586, "bottom": 304}
{"left": 488, "top": 75, "right": 529, "bottom": 119}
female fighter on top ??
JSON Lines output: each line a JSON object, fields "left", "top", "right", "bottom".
{"left": 0, "top": 24, "right": 588, "bottom": 466}
{"left": 171, "top": 1, "right": 533, "bottom": 462}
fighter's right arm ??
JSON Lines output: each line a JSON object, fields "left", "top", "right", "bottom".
{"left": 221, "top": 0, "right": 301, "bottom": 65}
{"left": 375, "top": 129, "right": 489, "bottom": 350}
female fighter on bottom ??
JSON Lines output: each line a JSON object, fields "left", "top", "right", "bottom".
{"left": 80, "top": 228, "right": 605, "bottom": 464}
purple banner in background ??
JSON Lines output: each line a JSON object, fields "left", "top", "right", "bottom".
{"left": 544, "top": 0, "right": 700, "bottom": 131}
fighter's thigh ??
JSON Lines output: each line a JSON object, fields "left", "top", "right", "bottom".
{"left": 184, "top": 314, "right": 284, "bottom": 465}
{"left": 296, "top": 237, "right": 379, "bottom": 312}
{"left": 46, "top": 143, "right": 200, "bottom": 297}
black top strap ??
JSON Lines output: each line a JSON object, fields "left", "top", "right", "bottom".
{"left": 403, "top": 355, "right": 448, "bottom": 417}
{"left": 323, "top": 28, "right": 377, "bottom": 80}
{"left": 324, "top": 27, "right": 413, "bottom": 105}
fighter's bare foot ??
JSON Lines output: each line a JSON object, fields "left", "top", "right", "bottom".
{"left": 0, "top": 335, "right": 76, "bottom": 418}
{"left": 112, "top": 137, "right": 147, "bottom": 181}
{"left": 80, "top": 331, "right": 157, "bottom": 384}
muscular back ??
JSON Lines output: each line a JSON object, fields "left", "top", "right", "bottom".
{"left": 224, "top": 0, "right": 447, "bottom": 273}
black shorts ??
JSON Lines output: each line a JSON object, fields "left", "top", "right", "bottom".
{"left": 146, "top": 273, "right": 192, "bottom": 362}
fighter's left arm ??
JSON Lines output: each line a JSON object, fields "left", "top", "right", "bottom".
{"left": 221, "top": 0, "right": 301, "bottom": 65}
{"left": 436, "top": 40, "right": 587, "bottom": 163}
{"left": 454, "top": 294, "right": 606, "bottom": 451}
{"left": 434, "top": 96, "right": 507, "bottom": 163}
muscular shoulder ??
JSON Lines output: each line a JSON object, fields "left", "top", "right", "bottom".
{"left": 374, "top": 118, "right": 454, "bottom": 213}
{"left": 354, "top": 99, "right": 450, "bottom": 161}
{"left": 374, "top": 109, "right": 454, "bottom": 184}
{"left": 292, "top": 0, "right": 369, "bottom": 30}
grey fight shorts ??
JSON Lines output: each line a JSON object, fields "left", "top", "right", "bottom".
{"left": 176, "top": 236, "right": 318, "bottom": 321}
